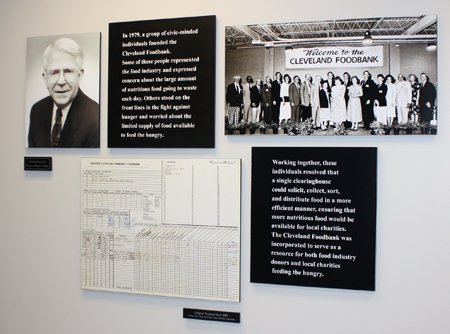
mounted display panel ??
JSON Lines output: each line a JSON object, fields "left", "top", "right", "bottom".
{"left": 81, "top": 158, "right": 241, "bottom": 302}
{"left": 25, "top": 32, "right": 101, "bottom": 148}
{"left": 251, "top": 147, "right": 377, "bottom": 291}
{"left": 225, "top": 15, "right": 437, "bottom": 136}
{"left": 108, "top": 16, "right": 216, "bottom": 148}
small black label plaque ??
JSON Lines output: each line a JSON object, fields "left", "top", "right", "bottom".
{"left": 24, "top": 157, "right": 52, "bottom": 171}
{"left": 183, "top": 308, "right": 240, "bottom": 323}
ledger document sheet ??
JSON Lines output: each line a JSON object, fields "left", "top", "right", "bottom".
{"left": 81, "top": 158, "right": 241, "bottom": 302}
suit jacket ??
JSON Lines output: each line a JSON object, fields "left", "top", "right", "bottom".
{"left": 301, "top": 81, "right": 312, "bottom": 106}
{"left": 262, "top": 83, "right": 272, "bottom": 107}
{"left": 226, "top": 82, "right": 243, "bottom": 107}
{"left": 28, "top": 89, "right": 99, "bottom": 148}
{"left": 326, "top": 79, "right": 335, "bottom": 94}
{"left": 418, "top": 81, "right": 436, "bottom": 107}
{"left": 271, "top": 80, "right": 282, "bottom": 104}
{"left": 344, "top": 79, "right": 351, "bottom": 105}
{"left": 361, "top": 79, "right": 377, "bottom": 104}
{"left": 310, "top": 84, "right": 320, "bottom": 108}
{"left": 375, "top": 83, "right": 388, "bottom": 107}
{"left": 250, "top": 85, "right": 262, "bottom": 108}
{"left": 288, "top": 83, "right": 301, "bottom": 106}
{"left": 242, "top": 83, "right": 252, "bottom": 106}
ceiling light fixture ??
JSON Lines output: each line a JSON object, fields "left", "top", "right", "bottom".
{"left": 426, "top": 42, "right": 437, "bottom": 51}
{"left": 363, "top": 30, "right": 373, "bottom": 44}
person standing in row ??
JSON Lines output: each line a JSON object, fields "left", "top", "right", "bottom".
{"left": 346, "top": 75, "right": 363, "bottom": 131}
{"left": 242, "top": 75, "right": 253, "bottom": 123}
{"left": 250, "top": 78, "right": 263, "bottom": 123}
{"left": 385, "top": 74, "right": 397, "bottom": 126}
{"left": 301, "top": 74, "right": 312, "bottom": 120}
{"left": 326, "top": 71, "right": 335, "bottom": 94}
{"left": 343, "top": 72, "right": 351, "bottom": 107}
{"left": 226, "top": 75, "right": 243, "bottom": 126}
{"left": 409, "top": 74, "right": 420, "bottom": 123}
{"left": 262, "top": 76, "right": 273, "bottom": 124}
{"left": 418, "top": 73, "right": 436, "bottom": 124}
{"left": 310, "top": 75, "right": 322, "bottom": 127}
{"left": 271, "top": 72, "right": 282, "bottom": 124}
{"left": 319, "top": 81, "right": 331, "bottom": 130}
{"left": 396, "top": 74, "right": 411, "bottom": 124}
{"left": 279, "top": 74, "right": 292, "bottom": 123}
{"left": 330, "top": 76, "right": 347, "bottom": 127}
{"left": 360, "top": 71, "right": 377, "bottom": 129}
{"left": 289, "top": 75, "right": 301, "bottom": 123}
{"left": 374, "top": 74, "right": 388, "bottom": 124}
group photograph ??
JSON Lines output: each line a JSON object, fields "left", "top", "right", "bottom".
{"left": 225, "top": 15, "right": 437, "bottom": 136}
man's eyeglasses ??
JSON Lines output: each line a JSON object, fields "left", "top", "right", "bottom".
{"left": 46, "top": 69, "right": 79, "bottom": 81}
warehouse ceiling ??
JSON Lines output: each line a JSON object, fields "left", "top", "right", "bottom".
{"left": 225, "top": 15, "right": 437, "bottom": 49}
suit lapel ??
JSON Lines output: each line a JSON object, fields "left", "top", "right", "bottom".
{"left": 58, "top": 90, "right": 83, "bottom": 147}
{"left": 39, "top": 99, "right": 54, "bottom": 147}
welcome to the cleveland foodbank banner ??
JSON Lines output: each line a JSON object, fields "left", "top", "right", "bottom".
{"left": 286, "top": 46, "right": 383, "bottom": 69}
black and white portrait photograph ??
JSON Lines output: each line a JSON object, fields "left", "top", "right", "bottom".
{"left": 25, "top": 32, "right": 100, "bottom": 148}
{"left": 225, "top": 15, "right": 437, "bottom": 136}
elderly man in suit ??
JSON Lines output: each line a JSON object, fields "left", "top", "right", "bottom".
{"left": 226, "top": 75, "right": 244, "bottom": 126}
{"left": 418, "top": 73, "right": 436, "bottom": 124}
{"left": 28, "top": 38, "right": 99, "bottom": 148}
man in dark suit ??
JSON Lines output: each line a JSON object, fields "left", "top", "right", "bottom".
{"left": 242, "top": 75, "right": 253, "bottom": 122}
{"left": 418, "top": 73, "right": 436, "bottom": 124}
{"left": 360, "top": 70, "right": 377, "bottom": 129}
{"left": 28, "top": 38, "right": 99, "bottom": 148}
{"left": 226, "top": 75, "right": 243, "bottom": 126}
{"left": 262, "top": 76, "right": 273, "bottom": 124}
{"left": 343, "top": 72, "right": 351, "bottom": 107}
{"left": 288, "top": 75, "right": 301, "bottom": 123}
{"left": 250, "top": 78, "right": 263, "bottom": 123}
{"left": 271, "top": 72, "right": 282, "bottom": 124}
{"left": 301, "top": 74, "right": 312, "bottom": 120}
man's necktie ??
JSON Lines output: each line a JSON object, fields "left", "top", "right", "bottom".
{"left": 51, "top": 108, "right": 63, "bottom": 147}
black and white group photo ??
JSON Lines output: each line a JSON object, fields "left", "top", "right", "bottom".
{"left": 225, "top": 15, "right": 437, "bottom": 135}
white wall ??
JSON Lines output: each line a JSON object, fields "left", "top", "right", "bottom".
{"left": 0, "top": 1, "right": 449, "bottom": 333}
